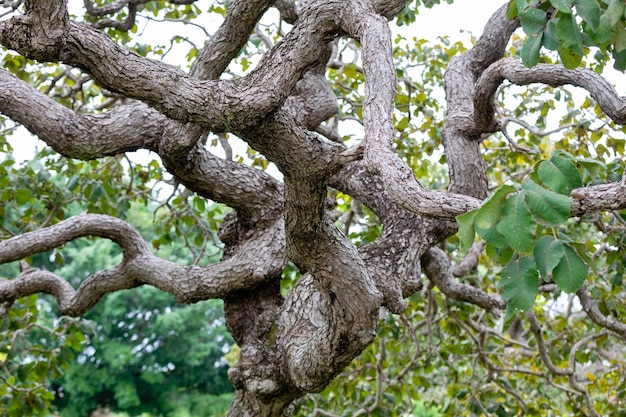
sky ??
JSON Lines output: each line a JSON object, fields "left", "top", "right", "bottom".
{"left": 409, "top": 0, "right": 509, "bottom": 40}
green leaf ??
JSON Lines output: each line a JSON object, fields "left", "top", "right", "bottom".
{"left": 556, "top": 13, "right": 584, "bottom": 54}
{"left": 549, "top": 0, "right": 572, "bottom": 14}
{"left": 558, "top": 45, "right": 583, "bottom": 68}
{"left": 456, "top": 210, "right": 477, "bottom": 253}
{"left": 577, "top": 158, "right": 606, "bottom": 178}
{"left": 476, "top": 224, "right": 508, "bottom": 248}
{"left": 521, "top": 180, "right": 571, "bottom": 225}
{"left": 474, "top": 187, "right": 512, "bottom": 245}
{"left": 522, "top": 32, "right": 544, "bottom": 67}
{"left": 553, "top": 244, "right": 588, "bottom": 292}
{"left": 537, "top": 153, "right": 583, "bottom": 194}
{"left": 507, "top": 0, "right": 519, "bottom": 20}
{"left": 496, "top": 193, "right": 534, "bottom": 253}
{"left": 543, "top": 18, "right": 561, "bottom": 50}
{"left": 613, "top": 47, "right": 626, "bottom": 71}
{"left": 600, "top": 0, "right": 625, "bottom": 30}
{"left": 574, "top": 0, "right": 600, "bottom": 31}
{"left": 15, "top": 188, "right": 31, "bottom": 205}
{"left": 614, "top": 23, "right": 626, "bottom": 53}
{"left": 499, "top": 257, "right": 539, "bottom": 321}
{"left": 520, "top": 8, "right": 548, "bottom": 35}
{"left": 475, "top": 185, "right": 516, "bottom": 229}
{"left": 194, "top": 196, "right": 206, "bottom": 212}
{"left": 534, "top": 236, "right": 565, "bottom": 279}
{"left": 569, "top": 242, "right": 597, "bottom": 273}
{"left": 589, "top": 14, "right": 616, "bottom": 45}
{"left": 516, "top": 0, "right": 528, "bottom": 13}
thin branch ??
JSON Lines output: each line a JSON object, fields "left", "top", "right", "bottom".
{"left": 475, "top": 59, "right": 626, "bottom": 136}
{"left": 452, "top": 241, "right": 486, "bottom": 277}
{"left": 577, "top": 285, "right": 626, "bottom": 339}
{"left": 527, "top": 310, "right": 571, "bottom": 376}
{"left": 422, "top": 247, "right": 506, "bottom": 312}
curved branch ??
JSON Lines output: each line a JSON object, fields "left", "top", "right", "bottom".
{"left": 1, "top": 3, "right": 339, "bottom": 133}
{"left": 452, "top": 241, "right": 486, "bottom": 277}
{"left": 341, "top": 10, "right": 483, "bottom": 221}
{"left": 83, "top": 0, "right": 198, "bottom": 18}
{"left": 83, "top": 0, "right": 131, "bottom": 17}
{"left": 577, "top": 285, "right": 626, "bottom": 339}
{"left": 421, "top": 247, "right": 506, "bottom": 312}
{"left": 278, "top": 172, "right": 381, "bottom": 391}
{"left": 91, "top": 3, "right": 137, "bottom": 31}
{"left": 0, "top": 66, "right": 284, "bottom": 218}
{"left": 527, "top": 310, "right": 602, "bottom": 417}
{"left": 331, "top": 162, "right": 457, "bottom": 313}
{"left": 526, "top": 310, "right": 571, "bottom": 377}
{"left": 0, "top": 68, "right": 162, "bottom": 159}
{"left": 274, "top": 0, "right": 298, "bottom": 24}
{"left": 0, "top": 214, "right": 150, "bottom": 261}
{"left": 0, "top": 214, "right": 287, "bottom": 315}
{"left": 475, "top": 58, "right": 626, "bottom": 132}
{"left": 189, "top": 0, "right": 273, "bottom": 80}
{"left": 441, "top": 4, "right": 519, "bottom": 199}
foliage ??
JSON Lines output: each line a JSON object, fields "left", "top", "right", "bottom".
{"left": 456, "top": 151, "right": 590, "bottom": 321}
{"left": 0, "top": 295, "right": 87, "bottom": 417}
{"left": 509, "top": 0, "right": 626, "bottom": 70}
{"left": 0, "top": 149, "right": 233, "bottom": 416}
{"left": 53, "top": 290, "right": 232, "bottom": 417}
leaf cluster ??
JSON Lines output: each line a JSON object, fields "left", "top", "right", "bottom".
{"left": 509, "top": 0, "right": 626, "bottom": 70}
{"left": 457, "top": 152, "right": 588, "bottom": 321}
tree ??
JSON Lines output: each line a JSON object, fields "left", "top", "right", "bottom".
{"left": 1, "top": 0, "right": 626, "bottom": 416}
{"left": 46, "top": 202, "right": 234, "bottom": 417}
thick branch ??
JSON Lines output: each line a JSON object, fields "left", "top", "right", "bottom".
{"left": 0, "top": 68, "right": 162, "bottom": 159}
{"left": 340, "top": 10, "right": 484, "bottom": 221}
{"left": 1, "top": 3, "right": 339, "bottom": 133}
{"left": 0, "top": 67, "right": 284, "bottom": 217}
{"left": 278, "top": 173, "right": 381, "bottom": 392}
{"left": 0, "top": 0, "right": 69, "bottom": 60}
{"left": 331, "top": 162, "right": 456, "bottom": 313}
{"left": 441, "top": 4, "right": 519, "bottom": 198}
{"left": 569, "top": 180, "right": 626, "bottom": 216}
{"left": 0, "top": 214, "right": 287, "bottom": 315}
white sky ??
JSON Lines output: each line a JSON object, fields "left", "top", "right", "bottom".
{"left": 410, "top": 0, "right": 508, "bottom": 39}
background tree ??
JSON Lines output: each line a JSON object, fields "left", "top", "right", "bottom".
{"left": 0, "top": 155, "right": 234, "bottom": 416}
{"left": 1, "top": 0, "right": 626, "bottom": 416}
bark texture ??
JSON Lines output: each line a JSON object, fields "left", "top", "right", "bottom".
{"left": 1, "top": 1, "right": 625, "bottom": 415}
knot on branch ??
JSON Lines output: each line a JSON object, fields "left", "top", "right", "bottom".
{"left": 1, "top": 15, "right": 67, "bottom": 61}
{"left": 1, "top": 0, "right": 70, "bottom": 62}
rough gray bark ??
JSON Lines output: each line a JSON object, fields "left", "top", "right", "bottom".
{"left": 1, "top": 1, "right": 626, "bottom": 416}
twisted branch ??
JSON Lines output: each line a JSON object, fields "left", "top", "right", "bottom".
{"left": 421, "top": 247, "right": 506, "bottom": 312}
{"left": 0, "top": 214, "right": 286, "bottom": 316}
